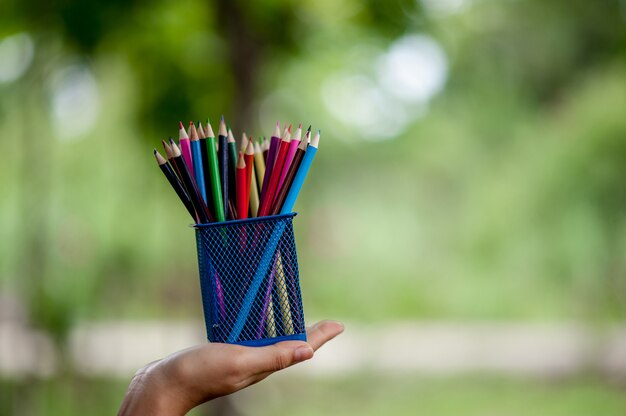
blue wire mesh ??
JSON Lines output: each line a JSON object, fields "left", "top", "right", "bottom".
{"left": 194, "top": 213, "right": 306, "bottom": 346}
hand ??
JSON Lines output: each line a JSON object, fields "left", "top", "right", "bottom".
{"left": 118, "top": 320, "right": 344, "bottom": 416}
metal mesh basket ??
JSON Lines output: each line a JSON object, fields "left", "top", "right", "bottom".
{"left": 194, "top": 213, "right": 306, "bottom": 346}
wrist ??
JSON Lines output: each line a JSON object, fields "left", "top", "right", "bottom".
{"left": 120, "top": 362, "right": 193, "bottom": 416}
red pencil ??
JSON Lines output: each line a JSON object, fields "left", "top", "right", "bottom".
{"left": 258, "top": 125, "right": 291, "bottom": 217}
{"left": 236, "top": 152, "right": 248, "bottom": 220}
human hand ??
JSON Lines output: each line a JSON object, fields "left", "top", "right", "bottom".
{"left": 118, "top": 320, "right": 344, "bottom": 416}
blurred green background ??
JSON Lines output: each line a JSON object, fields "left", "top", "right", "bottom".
{"left": 1, "top": 0, "right": 626, "bottom": 414}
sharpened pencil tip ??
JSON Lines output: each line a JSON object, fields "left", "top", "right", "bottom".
{"left": 307, "top": 125, "right": 312, "bottom": 132}
{"left": 221, "top": 114, "right": 224, "bottom": 122}
{"left": 179, "top": 121, "right": 184, "bottom": 130}
{"left": 153, "top": 148, "right": 157, "bottom": 154}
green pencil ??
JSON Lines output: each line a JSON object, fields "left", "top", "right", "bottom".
{"left": 206, "top": 119, "right": 225, "bottom": 222}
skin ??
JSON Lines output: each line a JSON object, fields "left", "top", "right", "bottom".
{"left": 118, "top": 320, "right": 344, "bottom": 415}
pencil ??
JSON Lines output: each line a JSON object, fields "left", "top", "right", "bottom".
{"left": 277, "top": 123, "right": 302, "bottom": 192}
{"left": 258, "top": 126, "right": 291, "bottom": 217}
{"left": 262, "top": 136, "right": 269, "bottom": 163}
{"left": 240, "top": 132, "right": 249, "bottom": 153}
{"left": 169, "top": 139, "right": 212, "bottom": 223}
{"left": 270, "top": 127, "right": 309, "bottom": 215}
{"left": 197, "top": 122, "right": 215, "bottom": 214}
{"left": 227, "top": 126, "right": 238, "bottom": 219}
{"left": 253, "top": 139, "right": 266, "bottom": 194}
{"left": 259, "top": 122, "right": 281, "bottom": 205}
{"left": 236, "top": 152, "right": 248, "bottom": 220}
{"left": 154, "top": 149, "right": 195, "bottom": 220}
{"left": 280, "top": 130, "right": 320, "bottom": 214}
{"left": 178, "top": 121, "right": 194, "bottom": 178}
{"left": 205, "top": 119, "right": 225, "bottom": 222}
{"left": 218, "top": 116, "right": 230, "bottom": 220}
{"left": 189, "top": 122, "right": 207, "bottom": 203}
{"left": 244, "top": 140, "right": 258, "bottom": 217}
{"left": 162, "top": 139, "right": 181, "bottom": 180}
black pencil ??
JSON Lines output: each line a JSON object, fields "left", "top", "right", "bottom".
{"left": 154, "top": 149, "right": 196, "bottom": 220}
{"left": 218, "top": 116, "right": 230, "bottom": 220}
{"left": 169, "top": 139, "right": 212, "bottom": 224}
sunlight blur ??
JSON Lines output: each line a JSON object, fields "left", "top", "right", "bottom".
{"left": 0, "top": 33, "right": 34, "bottom": 83}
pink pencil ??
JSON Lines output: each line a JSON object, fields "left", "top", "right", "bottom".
{"left": 178, "top": 121, "right": 194, "bottom": 177}
{"left": 277, "top": 123, "right": 302, "bottom": 192}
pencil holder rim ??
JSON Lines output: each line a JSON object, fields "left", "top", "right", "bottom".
{"left": 192, "top": 212, "right": 297, "bottom": 229}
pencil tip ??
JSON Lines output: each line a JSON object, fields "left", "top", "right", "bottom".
{"left": 179, "top": 121, "right": 184, "bottom": 129}
{"left": 221, "top": 115, "right": 225, "bottom": 122}
{"left": 307, "top": 125, "right": 312, "bottom": 132}
{"left": 298, "top": 123, "right": 302, "bottom": 129}
{"left": 153, "top": 148, "right": 157, "bottom": 154}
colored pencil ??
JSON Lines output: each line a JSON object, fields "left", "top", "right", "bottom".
{"left": 154, "top": 149, "right": 195, "bottom": 220}
{"left": 162, "top": 139, "right": 181, "bottom": 180}
{"left": 197, "top": 122, "right": 215, "bottom": 214}
{"left": 204, "top": 119, "right": 225, "bottom": 222}
{"left": 218, "top": 116, "right": 230, "bottom": 220}
{"left": 258, "top": 126, "right": 291, "bottom": 217}
{"left": 280, "top": 130, "right": 320, "bottom": 214}
{"left": 236, "top": 152, "right": 248, "bottom": 220}
{"left": 274, "top": 253, "right": 294, "bottom": 334}
{"left": 178, "top": 122, "right": 194, "bottom": 178}
{"left": 189, "top": 122, "right": 207, "bottom": 203}
{"left": 262, "top": 136, "right": 269, "bottom": 163}
{"left": 259, "top": 123, "right": 281, "bottom": 204}
{"left": 253, "top": 139, "right": 266, "bottom": 194}
{"left": 270, "top": 127, "right": 310, "bottom": 215}
{"left": 244, "top": 140, "right": 258, "bottom": 217}
{"left": 278, "top": 123, "right": 302, "bottom": 192}
{"left": 227, "top": 126, "right": 238, "bottom": 218}
{"left": 169, "top": 139, "right": 211, "bottom": 223}
{"left": 240, "top": 132, "right": 249, "bottom": 153}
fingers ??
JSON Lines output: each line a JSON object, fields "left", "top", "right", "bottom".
{"left": 242, "top": 341, "right": 314, "bottom": 375}
{"left": 243, "top": 320, "right": 344, "bottom": 379}
{"left": 306, "top": 320, "right": 344, "bottom": 351}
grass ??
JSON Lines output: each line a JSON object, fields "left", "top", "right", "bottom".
{"left": 222, "top": 374, "right": 626, "bottom": 416}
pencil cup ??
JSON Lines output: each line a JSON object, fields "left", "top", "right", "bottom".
{"left": 194, "top": 213, "right": 306, "bottom": 346}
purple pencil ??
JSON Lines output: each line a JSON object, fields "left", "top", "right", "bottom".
{"left": 259, "top": 122, "right": 281, "bottom": 206}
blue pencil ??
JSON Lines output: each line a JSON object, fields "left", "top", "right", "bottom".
{"left": 189, "top": 123, "right": 207, "bottom": 202}
{"left": 280, "top": 130, "right": 320, "bottom": 214}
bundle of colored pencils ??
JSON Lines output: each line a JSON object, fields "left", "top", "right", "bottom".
{"left": 154, "top": 116, "right": 320, "bottom": 223}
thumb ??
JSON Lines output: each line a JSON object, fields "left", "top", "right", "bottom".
{"left": 244, "top": 341, "right": 314, "bottom": 375}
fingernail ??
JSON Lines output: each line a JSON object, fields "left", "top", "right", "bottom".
{"left": 294, "top": 346, "right": 313, "bottom": 362}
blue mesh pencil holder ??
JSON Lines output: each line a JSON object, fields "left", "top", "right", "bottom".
{"left": 194, "top": 213, "right": 306, "bottom": 346}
